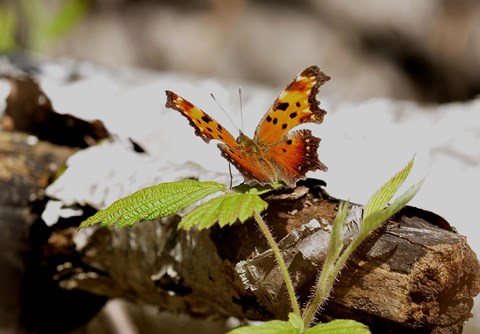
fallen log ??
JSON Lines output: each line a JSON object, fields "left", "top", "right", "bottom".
{"left": 2, "top": 50, "right": 480, "bottom": 333}
{"left": 1, "top": 130, "right": 476, "bottom": 333}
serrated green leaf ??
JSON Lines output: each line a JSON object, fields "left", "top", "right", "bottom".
{"left": 306, "top": 319, "right": 370, "bottom": 334}
{"left": 227, "top": 318, "right": 301, "bottom": 334}
{"left": 179, "top": 192, "right": 268, "bottom": 230}
{"left": 79, "top": 180, "right": 226, "bottom": 229}
{"left": 363, "top": 157, "right": 415, "bottom": 219}
{"left": 361, "top": 179, "right": 424, "bottom": 235}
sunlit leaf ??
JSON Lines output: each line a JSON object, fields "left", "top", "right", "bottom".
{"left": 306, "top": 319, "right": 370, "bottom": 334}
{"left": 363, "top": 156, "right": 414, "bottom": 218}
{"left": 80, "top": 180, "right": 226, "bottom": 228}
{"left": 227, "top": 315, "right": 302, "bottom": 334}
{"left": 328, "top": 201, "right": 349, "bottom": 262}
{"left": 287, "top": 313, "right": 304, "bottom": 332}
{"left": 361, "top": 179, "right": 424, "bottom": 235}
{"left": 302, "top": 161, "right": 423, "bottom": 327}
{"left": 179, "top": 192, "right": 268, "bottom": 230}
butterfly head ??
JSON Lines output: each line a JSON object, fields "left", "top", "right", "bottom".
{"left": 236, "top": 132, "right": 256, "bottom": 151}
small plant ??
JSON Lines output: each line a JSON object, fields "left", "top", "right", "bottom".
{"left": 0, "top": 0, "right": 90, "bottom": 52}
{"left": 80, "top": 157, "right": 422, "bottom": 333}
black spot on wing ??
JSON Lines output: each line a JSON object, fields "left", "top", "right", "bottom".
{"left": 274, "top": 102, "right": 289, "bottom": 111}
{"left": 201, "top": 115, "right": 213, "bottom": 123}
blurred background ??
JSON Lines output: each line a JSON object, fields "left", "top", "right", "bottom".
{"left": 1, "top": 0, "right": 480, "bottom": 103}
{"left": 1, "top": 0, "right": 479, "bottom": 333}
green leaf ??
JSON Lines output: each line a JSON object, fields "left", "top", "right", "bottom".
{"left": 227, "top": 314, "right": 303, "bottom": 334}
{"left": 328, "top": 201, "right": 349, "bottom": 262}
{"left": 287, "top": 313, "right": 304, "bottom": 332}
{"left": 80, "top": 180, "right": 226, "bottom": 229}
{"left": 233, "top": 181, "right": 285, "bottom": 195}
{"left": 306, "top": 319, "right": 370, "bottom": 334}
{"left": 0, "top": 4, "right": 17, "bottom": 50}
{"left": 179, "top": 192, "right": 268, "bottom": 230}
{"left": 42, "top": 0, "right": 91, "bottom": 42}
{"left": 361, "top": 179, "right": 424, "bottom": 235}
{"left": 363, "top": 156, "right": 415, "bottom": 219}
{"left": 302, "top": 163, "right": 423, "bottom": 328}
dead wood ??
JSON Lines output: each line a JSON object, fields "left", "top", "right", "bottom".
{"left": 1, "top": 75, "right": 109, "bottom": 147}
{"left": 0, "top": 131, "right": 107, "bottom": 333}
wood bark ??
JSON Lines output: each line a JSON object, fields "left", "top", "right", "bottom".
{"left": 1, "top": 131, "right": 479, "bottom": 334}
{"left": 0, "top": 131, "right": 106, "bottom": 333}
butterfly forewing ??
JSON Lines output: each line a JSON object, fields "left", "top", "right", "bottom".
{"left": 165, "top": 91, "right": 239, "bottom": 149}
{"left": 254, "top": 66, "right": 330, "bottom": 145}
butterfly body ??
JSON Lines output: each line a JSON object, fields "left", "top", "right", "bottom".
{"left": 165, "top": 66, "right": 329, "bottom": 187}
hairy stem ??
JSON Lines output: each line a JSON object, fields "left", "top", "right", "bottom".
{"left": 301, "top": 203, "right": 344, "bottom": 326}
{"left": 301, "top": 239, "right": 362, "bottom": 326}
{"left": 301, "top": 267, "right": 334, "bottom": 326}
{"left": 253, "top": 211, "right": 301, "bottom": 317}
{"left": 302, "top": 223, "right": 376, "bottom": 326}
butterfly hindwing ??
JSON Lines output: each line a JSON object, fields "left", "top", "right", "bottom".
{"left": 265, "top": 129, "right": 327, "bottom": 187}
{"left": 254, "top": 66, "right": 330, "bottom": 145}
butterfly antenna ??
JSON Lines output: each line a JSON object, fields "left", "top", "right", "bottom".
{"left": 238, "top": 87, "right": 245, "bottom": 132}
{"left": 210, "top": 93, "right": 240, "bottom": 133}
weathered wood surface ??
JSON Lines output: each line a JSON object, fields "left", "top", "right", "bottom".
{"left": 2, "top": 131, "right": 478, "bottom": 333}
{"left": 0, "top": 132, "right": 107, "bottom": 333}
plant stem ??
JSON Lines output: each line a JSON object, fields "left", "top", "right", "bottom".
{"left": 253, "top": 211, "right": 301, "bottom": 317}
{"left": 302, "top": 234, "right": 367, "bottom": 326}
{"left": 302, "top": 260, "right": 334, "bottom": 325}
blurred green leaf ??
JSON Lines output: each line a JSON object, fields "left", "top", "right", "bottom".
{"left": 42, "top": 0, "right": 91, "bottom": 43}
{"left": 0, "top": 4, "right": 17, "bottom": 50}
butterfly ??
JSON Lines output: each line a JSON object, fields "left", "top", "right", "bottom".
{"left": 165, "top": 65, "right": 329, "bottom": 188}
